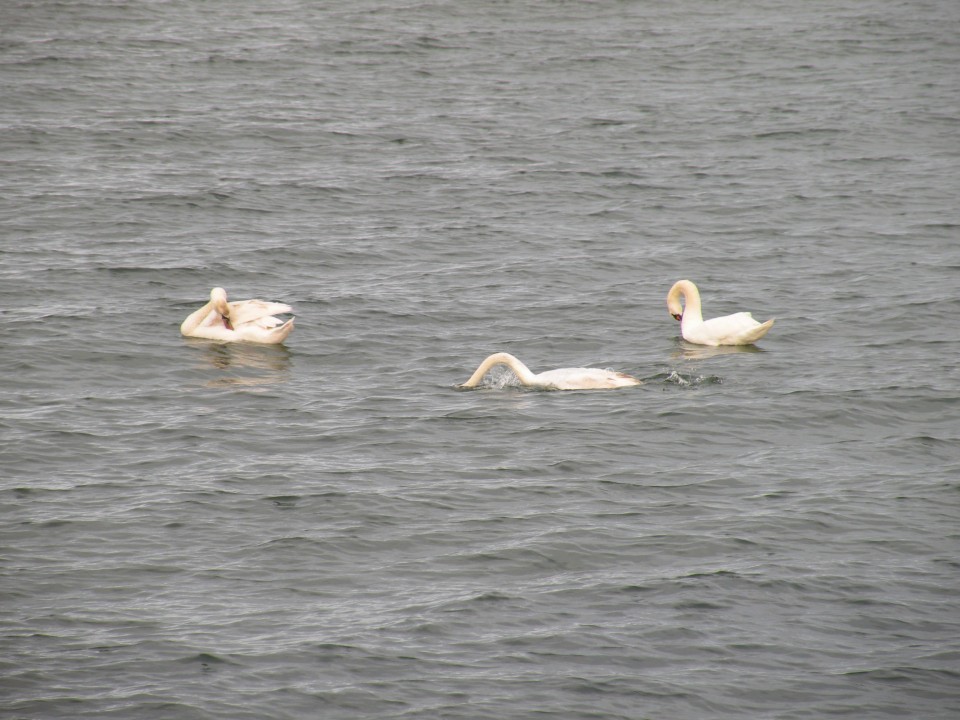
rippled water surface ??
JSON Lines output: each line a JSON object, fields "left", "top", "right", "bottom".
{"left": 2, "top": 1, "right": 959, "bottom": 718}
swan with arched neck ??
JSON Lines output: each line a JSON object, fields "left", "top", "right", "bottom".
{"left": 180, "top": 287, "right": 294, "bottom": 344}
{"left": 666, "top": 279, "right": 773, "bottom": 346}
{"left": 459, "top": 352, "right": 640, "bottom": 390}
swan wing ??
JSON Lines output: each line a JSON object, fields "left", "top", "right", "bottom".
{"left": 228, "top": 299, "right": 293, "bottom": 327}
{"left": 233, "top": 318, "right": 295, "bottom": 344}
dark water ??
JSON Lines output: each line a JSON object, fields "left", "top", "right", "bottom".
{"left": 2, "top": 1, "right": 959, "bottom": 718}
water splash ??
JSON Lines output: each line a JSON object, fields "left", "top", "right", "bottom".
{"left": 664, "top": 370, "right": 723, "bottom": 387}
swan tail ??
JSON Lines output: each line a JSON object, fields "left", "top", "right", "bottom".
{"left": 740, "top": 318, "right": 775, "bottom": 344}
{"left": 265, "top": 318, "right": 295, "bottom": 344}
{"left": 614, "top": 372, "right": 642, "bottom": 387}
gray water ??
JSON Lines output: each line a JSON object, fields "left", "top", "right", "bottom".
{"left": 2, "top": 1, "right": 959, "bottom": 718}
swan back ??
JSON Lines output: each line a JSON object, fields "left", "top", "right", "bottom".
{"left": 535, "top": 367, "right": 641, "bottom": 390}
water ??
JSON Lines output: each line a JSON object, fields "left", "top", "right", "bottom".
{"left": 2, "top": 1, "right": 959, "bottom": 718}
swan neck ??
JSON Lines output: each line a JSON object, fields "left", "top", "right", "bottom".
{"left": 463, "top": 352, "right": 538, "bottom": 387}
{"left": 675, "top": 280, "right": 703, "bottom": 323}
{"left": 180, "top": 297, "right": 217, "bottom": 335}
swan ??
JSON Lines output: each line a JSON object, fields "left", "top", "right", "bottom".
{"left": 180, "top": 287, "right": 294, "bottom": 344}
{"left": 666, "top": 279, "right": 774, "bottom": 346}
{"left": 459, "top": 352, "right": 640, "bottom": 390}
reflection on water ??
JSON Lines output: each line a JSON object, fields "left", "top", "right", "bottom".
{"left": 672, "top": 341, "right": 765, "bottom": 362}
{"left": 186, "top": 340, "right": 293, "bottom": 388}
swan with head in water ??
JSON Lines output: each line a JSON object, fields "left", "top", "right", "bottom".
{"left": 666, "top": 279, "right": 774, "bottom": 346}
{"left": 459, "top": 352, "right": 641, "bottom": 390}
{"left": 180, "top": 287, "right": 294, "bottom": 344}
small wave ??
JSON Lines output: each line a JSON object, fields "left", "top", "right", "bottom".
{"left": 662, "top": 370, "right": 723, "bottom": 387}
{"left": 178, "top": 653, "right": 235, "bottom": 667}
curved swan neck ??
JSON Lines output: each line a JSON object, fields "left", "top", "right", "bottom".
{"left": 667, "top": 279, "right": 703, "bottom": 323}
{"left": 180, "top": 297, "right": 216, "bottom": 335}
{"left": 462, "top": 352, "right": 539, "bottom": 387}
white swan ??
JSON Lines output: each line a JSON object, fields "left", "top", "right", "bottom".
{"left": 180, "top": 287, "right": 294, "bottom": 344}
{"left": 666, "top": 279, "right": 774, "bottom": 346}
{"left": 459, "top": 352, "right": 640, "bottom": 390}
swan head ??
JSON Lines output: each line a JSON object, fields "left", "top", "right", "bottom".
{"left": 666, "top": 279, "right": 697, "bottom": 321}
{"left": 666, "top": 290, "right": 684, "bottom": 321}
{"left": 210, "top": 287, "right": 229, "bottom": 310}
{"left": 209, "top": 287, "right": 233, "bottom": 328}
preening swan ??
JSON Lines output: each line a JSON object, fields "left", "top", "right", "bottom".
{"left": 180, "top": 287, "right": 294, "bottom": 344}
{"left": 459, "top": 352, "right": 640, "bottom": 390}
{"left": 666, "top": 279, "right": 774, "bottom": 346}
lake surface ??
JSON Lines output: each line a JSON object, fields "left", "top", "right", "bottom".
{"left": 1, "top": 1, "right": 958, "bottom": 718}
